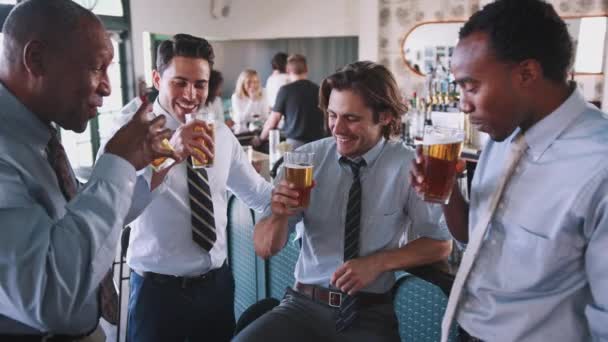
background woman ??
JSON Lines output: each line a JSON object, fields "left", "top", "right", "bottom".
{"left": 231, "top": 69, "right": 268, "bottom": 134}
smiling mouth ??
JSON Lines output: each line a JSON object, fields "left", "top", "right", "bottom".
{"left": 177, "top": 103, "right": 197, "bottom": 112}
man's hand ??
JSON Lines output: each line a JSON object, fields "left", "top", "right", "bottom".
{"left": 409, "top": 146, "right": 465, "bottom": 199}
{"left": 105, "top": 100, "right": 178, "bottom": 171}
{"left": 270, "top": 180, "right": 302, "bottom": 218}
{"left": 330, "top": 255, "right": 383, "bottom": 295}
{"left": 170, "top": 119, "right": 215, "bottom": 164}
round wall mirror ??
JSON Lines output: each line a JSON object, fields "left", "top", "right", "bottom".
{"left": 402, "top": 17, "right": 607, "bottom": 77}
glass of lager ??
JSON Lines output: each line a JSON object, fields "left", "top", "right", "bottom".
{"left": 284, "top": 151, "right": 314, "bottom": 208}
{"left": 148, "top": 110, "right": 175, "bottom": 172}
{"left": 420, "top": 125, "right": 465, "bottom": 204}
{"left": 186, "top": 111, "right": 216, "bottom": 168}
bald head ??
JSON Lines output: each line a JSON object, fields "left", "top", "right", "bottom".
{"left": 2, "top": 0, "right": 101, "bottom": 65}
{"left": 0, "top": 0, "right": 113, "bottom": 133}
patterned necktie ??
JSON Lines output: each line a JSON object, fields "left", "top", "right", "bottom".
{"left": 187, "top": 159, "right": 217, "bottom": 251}
{"left": 441, "top": 133, "right": 528, "bottom": 342}
{"left": 46, "top": 129, "right": 119, "bottom": 325}
{"left": 336, "top": 158, "right": 366, "bottom": 332}
{"left": 46, "top": 132, "right": 77, "bottom": 200}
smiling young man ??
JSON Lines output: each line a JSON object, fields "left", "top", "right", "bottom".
{"left": 410, "top": 1, "right": 608, "bottom": 341}
{"left": 105, "top": 34, "right": 272, "bottom": 342}
{"left": 234, "top": 61, "right": 452, "bottom": 342}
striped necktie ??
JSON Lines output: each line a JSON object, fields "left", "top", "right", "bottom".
{"left": 187, "top": 159, "right": 217, "bottom": 251}
{"left": 441, "top": 133, "right": 528, "bottom": 342}
{"left": 46, "top": 129, "right": 119, "bottom": 324}
{"left": 336, "top": 158, "right": 366, "bottom": 332}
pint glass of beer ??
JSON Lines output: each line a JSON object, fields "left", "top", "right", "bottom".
{"left": 186, "top": 112, "right": 216, "bottom": 168}
{"left": 420, "top": 126, "right": 465, "bottom": 204}
{"left": 283, "top": 151, "right": 314, "bottom": 208}
{"left": 148, "top": 110, "right": 175, "bottom": 172}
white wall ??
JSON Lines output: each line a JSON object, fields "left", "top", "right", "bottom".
{"left": 358, "top": 0, "right": 379, "bottom": 62}
{"left": 129, "top": 0, "right": 360, "bottom": 79}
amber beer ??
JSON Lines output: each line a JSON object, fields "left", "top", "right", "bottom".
{"left": 283, "top": 152, "right": 314, "bottom": 208}
{"left": 186, "top": 112, "right": 215, "bottom": 168}
{"left": 421, "top": 126, "right": 464, "bottom": 204}
{"left": 149, "top": 107, "right": 175, "bottom": 172}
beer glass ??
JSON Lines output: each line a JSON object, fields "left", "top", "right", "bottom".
{"left": 283, "top": 151, "right": 314, "bottom": 208}
{"left": 186, "top": 111, "right": 216, "bottom": 168}
{"left": 420, "top": 125, "right": 464, "bottom": 204}
{"left": 149, "top": 110, "right": 174, "bottom": 172}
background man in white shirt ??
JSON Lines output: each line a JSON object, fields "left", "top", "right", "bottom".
{"left": 107, "top": 34, "right": 272, "bottom": 342}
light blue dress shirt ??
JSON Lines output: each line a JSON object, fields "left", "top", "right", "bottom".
{"left": 458, "top": 88, "right": 608, "bottom": 341}
{"left": 264, "top": 137, "right": 452, "bottom": 293}
{"left": 0, "top": 83, "right": 137, "bottom": 333}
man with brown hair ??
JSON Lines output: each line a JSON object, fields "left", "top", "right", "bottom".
{"left": 234, "top": 61, "right": 452, "bottom": 342}
{"left": 256, "top": 54, "right": 326, "bottom": 149}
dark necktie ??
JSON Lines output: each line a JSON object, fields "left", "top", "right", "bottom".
{"left": 336, "top": 158, "right": 366, "bottom": 332}
{"left": 46, "top": 129, "right": 119, "bottom": 325}
{"left": 187, "top": 159, "right": 217, "bottom": 251}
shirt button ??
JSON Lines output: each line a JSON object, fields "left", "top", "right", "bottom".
{"left": 498, "top": 203, "right": 505, "bottom": 210}
{"left": 491, "top": 239, "right": 497, "bottom": 245}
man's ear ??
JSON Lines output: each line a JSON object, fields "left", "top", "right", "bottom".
{"left": 378, "top": 111, "right": 392, "bottom": 126}
{"left": 515, "top": 59, "right": 542, "bottom": 88}
{"left": 152, "top": 69, "right": 161, "bottom": 90}
{"left": 23, "top": 40, "right": 46, "bottom": 77}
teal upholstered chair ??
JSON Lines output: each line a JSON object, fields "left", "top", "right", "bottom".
{"left": 393, "top": 273, "right": 459, "bottom": 342}
{"left": 227, "top": 194, "right": 258, "bottom": 319}
{"left": 267, "top": 231, "right": 300, "bottom": 299}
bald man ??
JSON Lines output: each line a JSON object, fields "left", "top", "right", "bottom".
{"left": 0, "top": 0, "right": 177, "bottom": 339}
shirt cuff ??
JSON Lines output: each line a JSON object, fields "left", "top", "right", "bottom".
{"left": 91, "top": 153, "right": 137, "bottom": 192}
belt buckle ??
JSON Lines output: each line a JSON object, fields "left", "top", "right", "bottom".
{"left": 328, "top": 291, "right": 342, "bottom": 308}
{"left": 41, "top": 334, "right": 54, "bottom": 342}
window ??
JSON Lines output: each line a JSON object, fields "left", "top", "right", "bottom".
{"left": 574, "top": 17, "right": 607, "bottom": 73}
{"left": 0, "top": 0, "right": 16, "bottom": 4}
{"left": 72, "top": 0, "right": 124, "bottom": 16}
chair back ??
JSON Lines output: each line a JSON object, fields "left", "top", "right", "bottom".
{"left": 227, "top": 194, "right": 258, "bottom": 319}
{"left": 267, "top": 231, "right": 300, "bottom": 299}
{"left": 393, "top": 274, "right": 459, "bottom": 342}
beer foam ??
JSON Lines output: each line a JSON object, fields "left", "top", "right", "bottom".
{"left": 284, "top": 163, "right": 312, "bottom": 169}
{"left": 422, "top": 135, "right": 463, "bottom": 145}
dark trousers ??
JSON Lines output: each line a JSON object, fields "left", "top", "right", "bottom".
{"left": 127, "top": 263, "right": 235, "bottom": 342}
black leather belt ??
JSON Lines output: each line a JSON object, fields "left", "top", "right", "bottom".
{"left": 138, "top": 262, "right": 227, "bottom": 289}
{"left": 0, "top": 334, "right": 75, "bottom": 342}
{"left": 294, "top": 282, "right": 392, "bottom": 308}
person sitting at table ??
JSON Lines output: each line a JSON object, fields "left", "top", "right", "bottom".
{"left": 231, "top": 69, "right": 269, "bottom": 134}
{"left": 234, "top": 61, "right": 452, "bottom": 342}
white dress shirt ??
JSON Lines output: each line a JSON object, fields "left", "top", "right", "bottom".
{"left": 265, "top": 73, "right": 289, "bottom": 108}
{"left": 230, "top": 93, "right": 269, "bottom": 134}
{"left": 106, "top": 97, "right": 272, "bottom": 277}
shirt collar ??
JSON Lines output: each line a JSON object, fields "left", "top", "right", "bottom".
{"left": 152, "top": 97, "right": 182, "bottom": 130}
{"left": 523, "top": 83, "right": 587, "bottom": 161}
{"left": 336, "top": 137, "right": 386, "bottom": 169}
{"left": 0, "top": 81, "right": 52, "bottom": 148}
